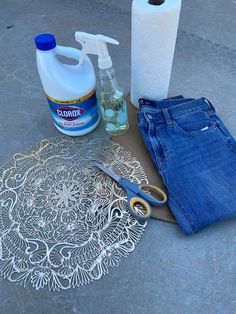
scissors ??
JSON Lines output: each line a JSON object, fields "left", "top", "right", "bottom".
{"left": 95, "top": 162, "right": 167, "bottom": 221}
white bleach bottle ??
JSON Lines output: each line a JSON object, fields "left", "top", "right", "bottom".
{"left": 35, "top": 33, "right": 99, "bottom": 136}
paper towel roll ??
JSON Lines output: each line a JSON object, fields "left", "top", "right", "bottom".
{"left": 131, "top": 0, "right": 181, "bottom": 108}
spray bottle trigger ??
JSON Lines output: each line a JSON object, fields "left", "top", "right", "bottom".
{"left": 75, "top": 32, "right": 119, "bottom": 67}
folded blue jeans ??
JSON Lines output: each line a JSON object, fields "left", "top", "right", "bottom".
{"left": 137, "top": 96, "right": 236, "bottom": 235}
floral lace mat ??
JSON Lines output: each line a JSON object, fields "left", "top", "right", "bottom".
{"left": 0, "top": 135, "right": 147, "bottom": 290}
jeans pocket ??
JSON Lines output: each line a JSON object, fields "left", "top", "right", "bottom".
{"left": 213, "top": 118, "right": 236, "bottom": 153}
{"left": 173, "top": 111, "right": 216, "bottom": 136}
{"left": 147, "top": 123, "right": 168, "bottom": 176}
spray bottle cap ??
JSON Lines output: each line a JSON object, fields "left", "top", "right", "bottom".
{"left": 75, "top": 32, "right": 119, "bottom": 69}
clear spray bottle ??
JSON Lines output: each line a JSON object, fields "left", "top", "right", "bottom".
{"left": 75, "top": 32, "right": 129, "bottom": 135}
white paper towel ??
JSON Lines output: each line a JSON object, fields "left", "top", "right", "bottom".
{"left": 131, "top": 0, "right": 181, "bottom": 108}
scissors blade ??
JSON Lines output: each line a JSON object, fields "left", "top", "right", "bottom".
{"left": 95, "top": 162, "right": 121, "bottom": 183}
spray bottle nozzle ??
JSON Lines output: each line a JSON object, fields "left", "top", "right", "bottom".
{"left": 75, "top": 32, "right": 119, "bottom": 69}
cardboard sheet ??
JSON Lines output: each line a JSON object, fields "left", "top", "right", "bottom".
{"left": 113, "top": 95, "right": 177, "bottom": 224}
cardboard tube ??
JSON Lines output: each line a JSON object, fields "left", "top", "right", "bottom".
{"left": 148, "top": 0, "right": 165, "bottom": 5}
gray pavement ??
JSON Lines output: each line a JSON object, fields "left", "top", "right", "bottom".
{"left": 0, "top": 0, "right": 236, "bottom": 313}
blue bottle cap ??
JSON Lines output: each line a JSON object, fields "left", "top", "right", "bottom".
{"left": 34, "top": 34, "right": 56, "bottom": 51}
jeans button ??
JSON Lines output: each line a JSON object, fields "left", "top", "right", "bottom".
{"left": 139, "top": 98, "right": 145, "bottom": 105}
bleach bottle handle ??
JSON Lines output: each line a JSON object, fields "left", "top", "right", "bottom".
{"left": 54, "top": 45, "right": 81, "bottom": 63}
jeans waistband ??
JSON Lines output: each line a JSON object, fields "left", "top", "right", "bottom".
{"left": 139, "top": 97, "right": 215, "bottom": 124}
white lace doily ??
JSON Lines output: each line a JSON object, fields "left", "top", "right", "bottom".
{"left": 0, "top": 135, "right": 147, "bottom": 290}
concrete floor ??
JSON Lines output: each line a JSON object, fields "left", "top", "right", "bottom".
{"left": 0, "top": 0, "right": 236, "bottom": 313}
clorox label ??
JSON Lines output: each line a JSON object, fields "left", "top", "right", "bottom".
{"left": 55, "top": 106, "right": 84, "bottom": 121}
{"left": 46, "top": 89, "right": 99, "bottom": 133}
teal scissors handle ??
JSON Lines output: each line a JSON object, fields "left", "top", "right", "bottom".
{"left": 118, "top": 178, "right": 167, "bottom": 220}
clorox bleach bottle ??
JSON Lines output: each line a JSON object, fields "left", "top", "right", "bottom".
{"left": 34, "top": 33, "right": 99, "bottom": 136}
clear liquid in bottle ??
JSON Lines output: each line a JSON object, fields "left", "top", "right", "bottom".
{"left": 98, "top": 67, "right": 129, "bottom": 136}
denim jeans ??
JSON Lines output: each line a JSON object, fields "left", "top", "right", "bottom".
{"left": 137, "top": 96, "right": 236, "bottom": 235}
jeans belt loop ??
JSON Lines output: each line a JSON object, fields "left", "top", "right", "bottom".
{"left": 162, "top": 108, "right": 172, "bottom": 126}
{"left": 203, "top": 98, "right": 216, "bottom": 116}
